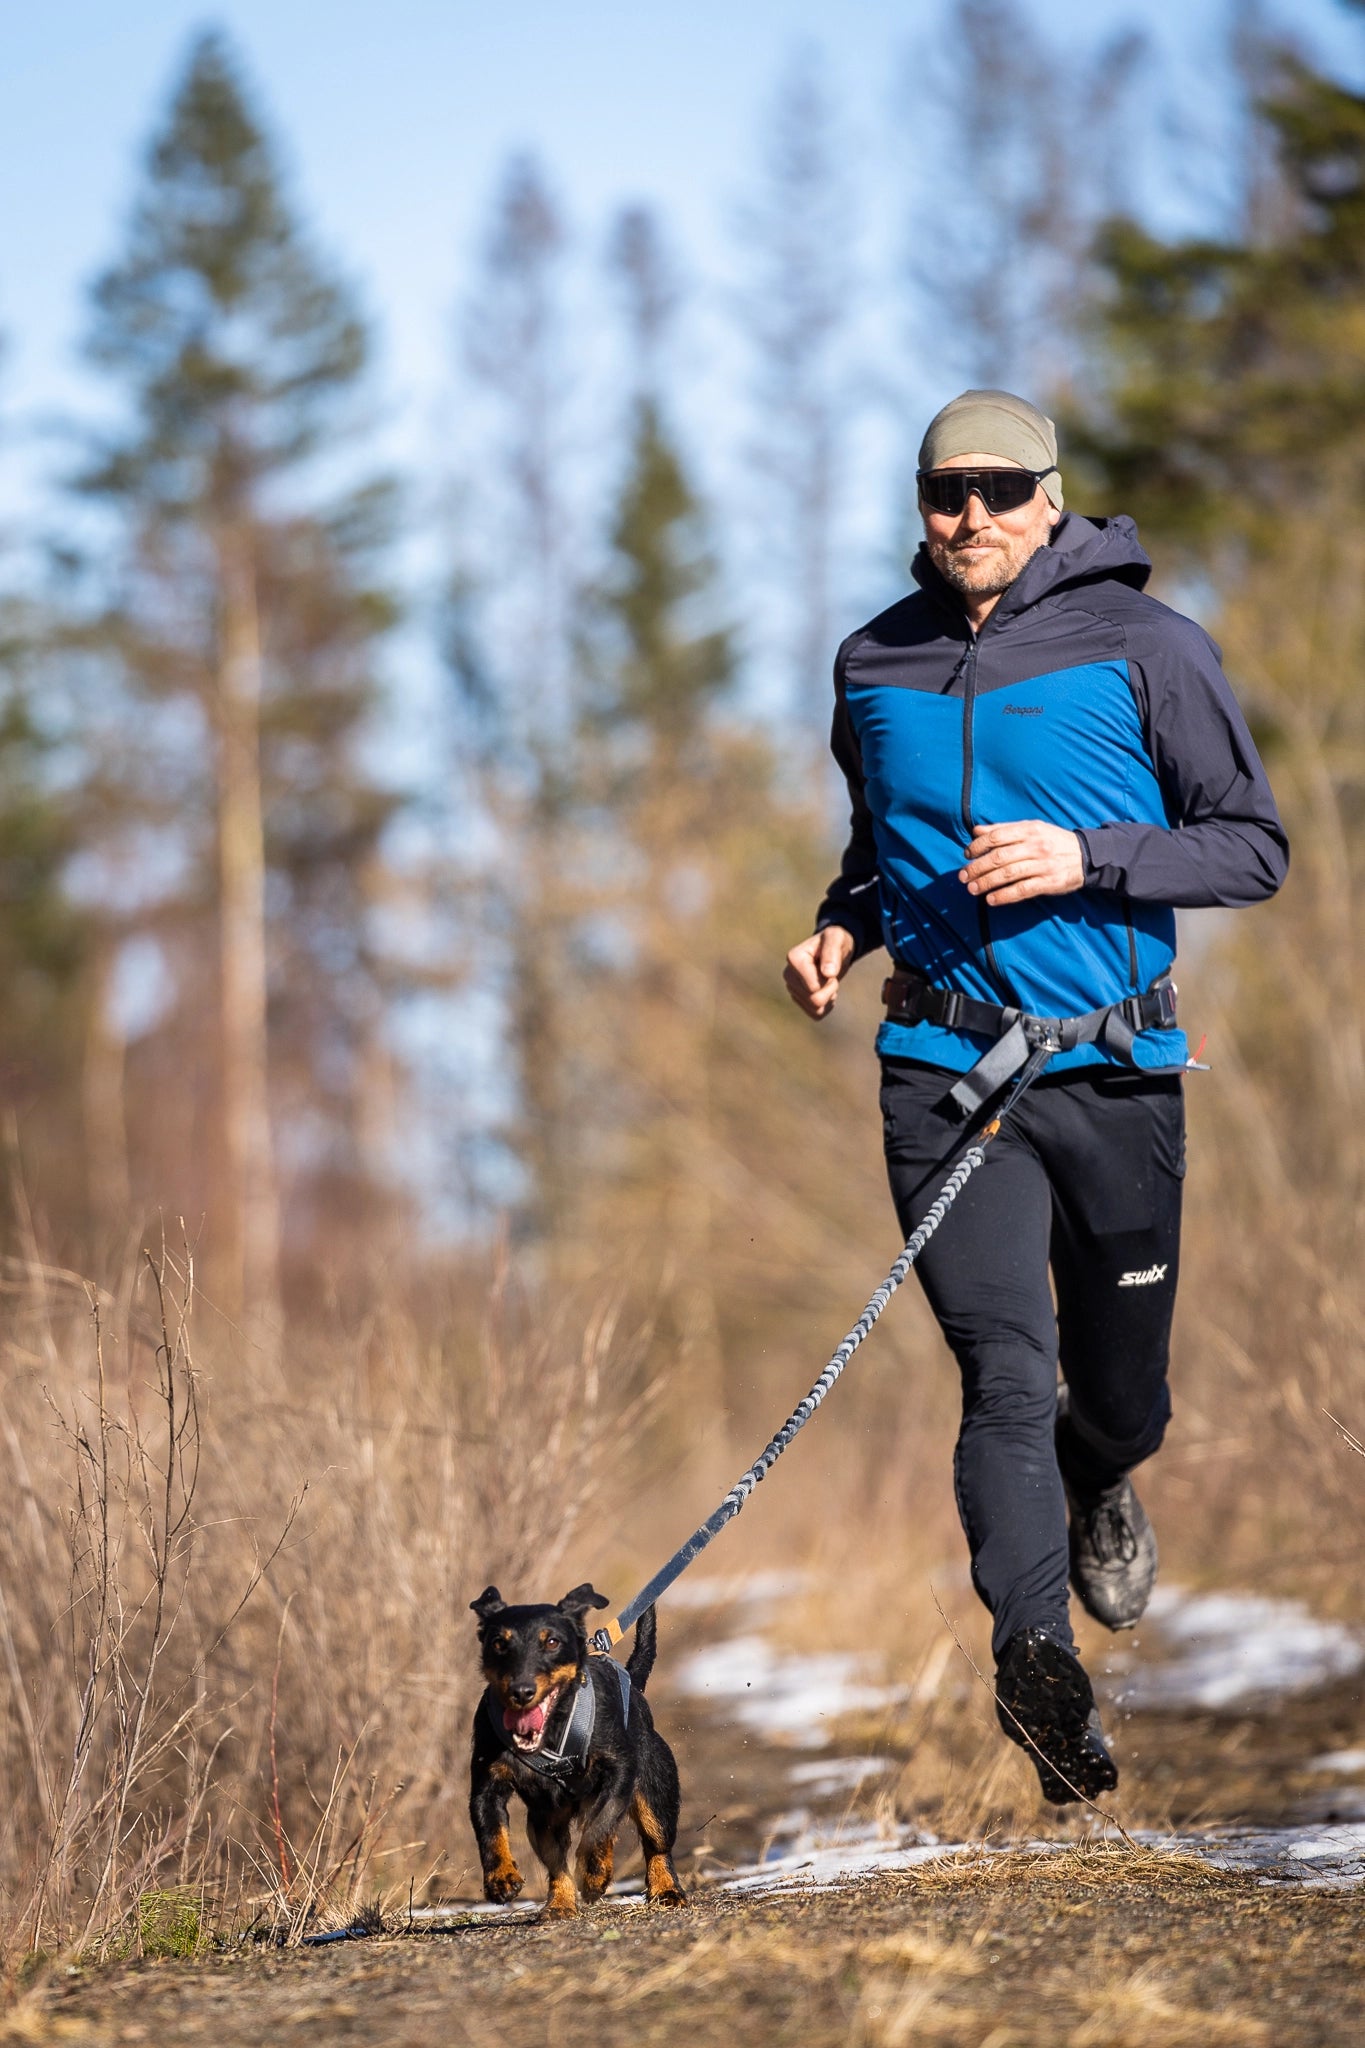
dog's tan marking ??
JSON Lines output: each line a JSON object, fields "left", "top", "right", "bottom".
{"left": 576, "top": 1836, "right": 615, "bottom": 1900}
{"left": 528, "top": 1808, "right": 576, "bottom": 1919}
{"left": 482, "top": 1825, "right": 523, "bottom": 1903}
{"left": 543, "top": 1869, "right": 578, "bottom": 1918}
{"left": 485, "top": 1663, "right": 580, "bottom": 1713}
{"left": 632, "top": 1790, "right": 686, "bottom": 1906}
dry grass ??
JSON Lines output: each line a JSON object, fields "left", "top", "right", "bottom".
{"left": 0, "top": 868, "right": 1360, "bottom": 2009}
{"left": 0, "top": 1237, "right": 651, "bottom": 1969}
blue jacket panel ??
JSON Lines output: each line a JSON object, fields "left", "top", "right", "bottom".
{"left": 817, "top": 513, "right": 1288, "bottom": 1076}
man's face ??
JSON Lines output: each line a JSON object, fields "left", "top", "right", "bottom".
{"left": 920, "top": 451, "right": 1061, "bottom": 602}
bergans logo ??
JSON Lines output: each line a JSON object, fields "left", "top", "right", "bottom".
{"left": 1003, "top": 704, "right": 1043, "bottom": 716}
{"left": 1118, "top": 1265, "right": 1168, "bottom": 1288}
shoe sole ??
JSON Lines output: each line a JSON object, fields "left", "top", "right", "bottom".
{"left": 996, "top": 1632, "right": 1119, "bottom": 1806}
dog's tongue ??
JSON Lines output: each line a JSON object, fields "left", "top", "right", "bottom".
{"left": 504, "top": 1698, "right": 550, "bottom": 1739}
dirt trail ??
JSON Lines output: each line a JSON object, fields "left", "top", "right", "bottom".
{"left": 17, "top": 1613, "right": 1365, "bottom": 2048}
{"left": 19, "top": 1857, "right": 1364, "bottom": 2047}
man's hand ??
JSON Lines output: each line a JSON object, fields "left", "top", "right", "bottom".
{"left": 784, "top": 926, "right": 856, "bottom": 1019}
{"left": 960, "top": 821, "right": 1084, "bottom": 906}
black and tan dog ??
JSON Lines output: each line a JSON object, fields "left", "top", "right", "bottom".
{"left": 469, "top": 1582, "right": 686, "bottom": 1918}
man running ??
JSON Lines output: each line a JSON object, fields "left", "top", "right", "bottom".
{"left": 784, "top": 390, "right": 1287, "bottom": 1802}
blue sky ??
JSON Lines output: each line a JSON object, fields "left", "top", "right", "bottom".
{"left": 2, "top": 0, "right": 1360, "bottom": 485}
{"left": 3, "top": 0, "right": 1357, "bottom": 1214}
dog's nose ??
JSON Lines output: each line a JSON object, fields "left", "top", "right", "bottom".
{"left": 509, "top": 1683, "right": 537, "bottom": 1708}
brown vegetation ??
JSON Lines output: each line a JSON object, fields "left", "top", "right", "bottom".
{"left": 0, "top": 9, "right": 1364, "bottom": 2036}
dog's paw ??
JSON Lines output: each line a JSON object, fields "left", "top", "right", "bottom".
{"left": 647, "top": 1880, "right": 688, "bottom": 1908}
{"left": 540, "top": 1876, "right": 578, "bottom": 1920}
{"left": 483, "top": 1865, "right": 524, "bottom": 1904}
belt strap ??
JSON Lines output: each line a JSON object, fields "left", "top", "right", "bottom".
{"left": 881, "top": 967, "right": 1179, "bottom": 1121}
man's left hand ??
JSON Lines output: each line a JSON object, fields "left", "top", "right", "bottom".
{"left": 960, "top": 821, "right": 1085, "bottom": 905}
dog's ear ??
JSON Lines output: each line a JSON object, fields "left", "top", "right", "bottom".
{"left": 470, "top": 1585, "right": 506, "bottom": 1620}
{"left": 556, "top": 1582, "right": 610, "bottom": 1618}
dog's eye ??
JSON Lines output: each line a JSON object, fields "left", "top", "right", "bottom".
{"left": 544, "top": 1634, "right": 561, "bottom": 1653}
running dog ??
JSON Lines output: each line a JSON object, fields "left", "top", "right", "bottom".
{"left": 468, "top": 1582, "right": 687, "bottom": 1918}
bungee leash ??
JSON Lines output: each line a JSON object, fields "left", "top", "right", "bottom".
{"left": 590, "top": 1039, "right": 1057, "bottom": 1655}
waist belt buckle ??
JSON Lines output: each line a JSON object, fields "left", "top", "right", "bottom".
{"left": 939, "top": 989, "right": 965, "bottom": 1031}
{"left": 1025, "top": 1015, "right": 1064, "bottom": 1055}
{"left": 1156, "top": 980, "right": 1179, "bottom": 1029}
{"left": 882, "top": 975, "right": 922, "bottom": 1024}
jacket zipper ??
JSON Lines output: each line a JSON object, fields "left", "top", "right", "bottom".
{"left": 1122, "top": 896, "right": 1139, "bottom": 989}
{"left": 959, "top": 633, "right": 1015, "bottom": 1003}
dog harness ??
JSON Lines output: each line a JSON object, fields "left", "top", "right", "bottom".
{"left": 881, "top": 963, "right": 1181, "bottom": 1119}
{"left": 481, "top": 1657, "right": 633, "bottom": 1783}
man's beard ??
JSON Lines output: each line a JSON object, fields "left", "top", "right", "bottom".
{"left": 928, "top": 532, "right": 1041, "bottom": 600}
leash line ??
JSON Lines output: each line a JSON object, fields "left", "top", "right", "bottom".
{"left": 591, "top": 1047, "right": 1054, "bottom": 1654}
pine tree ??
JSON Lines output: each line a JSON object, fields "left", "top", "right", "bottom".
{"left": 1070, "top": 28, "right": 1365, "bottom": 1566}
{"left": 79, "top": 30, "right": 400, "bottom": 1315}
{"left": 596, "top": 398, "right": 733, "bottom": 753}
{"left": 0, "top": 594, "right": 89, "bottom": 1210}
{"left": 569, "top": 210, "right": 738, "bottom": 1407}
{"left": 0, "top": 348, "right": 90, "bottom": 1238}
{"left": 453, "top": 155, "right": 583, "bottom": 1237}
{"left": 597, "top": 208, "right": 732, "bottom": 757}
{"left": 1079, "top": 36, "right": 1365, "bottom": 1193}
{"left": 1078, "top": 49, "right": 1365, "bottom": 538}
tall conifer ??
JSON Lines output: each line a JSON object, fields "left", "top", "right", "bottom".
{"left": 79, "top": 32, "right": 399, "bottom": 1311}
{"left": 1080, "top": 40, "right": 1365, "bottom": 1196}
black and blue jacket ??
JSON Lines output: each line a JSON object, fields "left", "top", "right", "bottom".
{"left": 817, "top": 513, "right": 1288, "bottom": 1077}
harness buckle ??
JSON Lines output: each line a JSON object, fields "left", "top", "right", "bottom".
{"left": 1024, "top": 1016, "right": 1065, "bottom": 1055}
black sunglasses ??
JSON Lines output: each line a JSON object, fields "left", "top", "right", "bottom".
{"left": 917, "top": 466, "right": 1057, "bottom": 516}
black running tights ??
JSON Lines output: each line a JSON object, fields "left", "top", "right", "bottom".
{"left": 881, "top": 1061, "right": 1185, "bottom": 1660}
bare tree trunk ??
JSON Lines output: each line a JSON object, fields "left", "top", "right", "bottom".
{"left": 82, "top": 949, "right": 130, "bottom": 1238}
{"left": 737, "top": 53, "right": 852, "bottom": 734}
{"left": 215, "top": 536, "right": 281, "bottom": 1330}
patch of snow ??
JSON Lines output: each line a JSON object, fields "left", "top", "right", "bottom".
{"left": 1108, "top": 1587, "right": 1363, "bottom": 1712}
{"left": 425, "top": 1817, "right": 1365, "bottom": 1920}
{"left": 674, "top": 1633, "right": 908, "bottom": 1748}
{"left": 1193, "top": 1823, "right": 1365, "bottom": 1890}
{"left": 1292, "top": 1789, "right": 1365, "bottom": 1824}
{"left": 666, "top": 1569, "right": 813, "bottom": 1610}
{"left": 787, "top": 1756, "right": 895, "bottom": 1797}
{"left": 720, "top": 1816, "right": 948, "bottom": 1894}
{"left": 1309, "top": 1748, "right": 1365, "bottom": 1775}
{"left": 714, "top": 1815, "right": 1365, "bottom": 1899}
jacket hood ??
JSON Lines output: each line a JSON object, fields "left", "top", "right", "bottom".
{"left": 911, "top": 512, "right": 1152, "bottom": 624}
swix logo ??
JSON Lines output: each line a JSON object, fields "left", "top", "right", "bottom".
{"left": 1118, "top": 1264, "right": 1168, "bottom": 1288}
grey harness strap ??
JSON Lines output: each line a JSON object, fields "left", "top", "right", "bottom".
{"left": 481, "top": 1658, "right": 633, "bottom": 1782}
{"left": 882, "top": 966, "right": 1181, "bottom": 1121}
{"left": 602, "top": 1653, "right": 632, "bottom": 1722}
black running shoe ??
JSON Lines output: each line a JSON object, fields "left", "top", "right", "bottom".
{"left": 994, "top": 1627, "right": 1119, "bottom": 1806}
